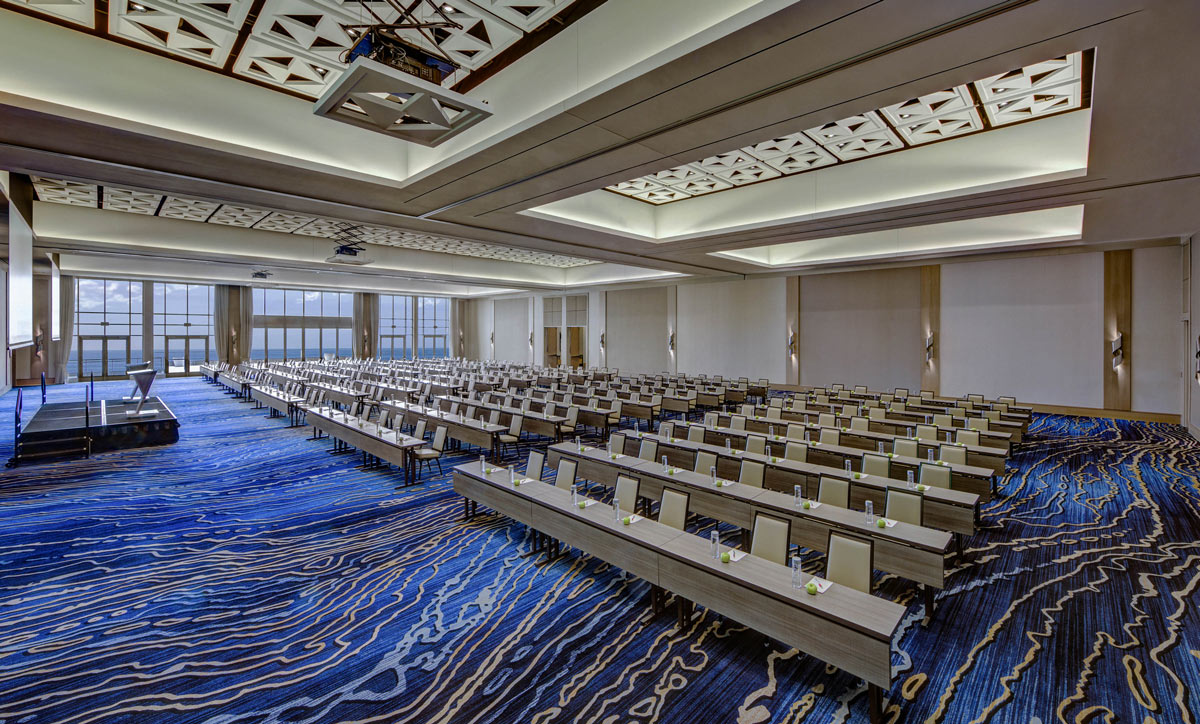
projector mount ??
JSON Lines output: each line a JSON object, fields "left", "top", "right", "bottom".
{"left": 341, "top": 0, "right": 462, "bottom": 84}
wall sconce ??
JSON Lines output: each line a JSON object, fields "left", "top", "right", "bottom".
{"left": 599, "top": 332, "right": 606, "bottom": 349}
{"left": 668, "top": 332, "right": 675, "bottom": 351}
{"left": 925, "top": 332, "right": 935, "bottom": 363}
{"left": 1111, "top": 333, "right": 1124, "bottom": 369}
{"left": 529, "top": 331, "right": 534, "bottom": 346}
{"left": 489, "top": 331, "right": 494, "bottom": 345}
{"left": 787, "top": 331, "right": 796, "bottom": 355}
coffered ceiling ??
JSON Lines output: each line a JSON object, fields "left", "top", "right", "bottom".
{"left": 606, "top": 52, "right": 1088, "bottom": 205}
{"left": 0, "top": 0, "right": 583, "bottom": 98}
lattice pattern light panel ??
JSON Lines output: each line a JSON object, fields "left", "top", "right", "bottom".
{"left": 607, "top": 52, "right": 1087, "bottom": 205}
{"left": 31, "top": 178, "right": 598, "bottom": 268}
{"left": 4, "top": 0, "right": 95, "bottom": 26}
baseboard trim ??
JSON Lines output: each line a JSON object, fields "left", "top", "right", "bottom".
{"left": 1029, "top": 403, "right": 1180, "bottom": 424}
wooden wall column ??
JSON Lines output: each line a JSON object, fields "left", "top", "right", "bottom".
{"left": 920, "top": 265, "right": 940, "bottom": 394}
{"left": 1104, "top": 250, "right": 1132, "bottom": 410}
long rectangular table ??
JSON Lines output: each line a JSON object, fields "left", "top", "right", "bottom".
{"left": 306, "top": 406, "right": 426, "bottom": 485}
{"left": 452, "top": 462, "right": 903, "bottom": 722}
{"left": 381, "top": 401, "right": 507, "bottom": 461}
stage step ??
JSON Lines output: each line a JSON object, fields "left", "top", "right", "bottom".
{"left": 16, "top": 436, "right": 91, "bottom": 462}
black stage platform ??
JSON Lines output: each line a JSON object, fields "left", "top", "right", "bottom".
{"left": 15, "top": 398, "right": 180, "bottom": 463}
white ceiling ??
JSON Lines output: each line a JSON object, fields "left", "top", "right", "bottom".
{"left": 31, "top": 176, "right": 600, "bottom": 268}
{"left": 605, "top": 52, "right": 1086, "bottom": 205}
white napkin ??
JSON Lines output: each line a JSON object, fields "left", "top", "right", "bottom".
{"left": 878, "top": 517, "right": 898, "bottom": 528}
{"left": 727, "top": 549, "right": 748, "bottom": 562}
{"left": 808, "top": 576, "right": 832, "bottom": 593}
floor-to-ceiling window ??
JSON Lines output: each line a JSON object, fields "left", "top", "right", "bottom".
{"left": 71, "top": 278, "right": 143, "bottom": 379}
{"left": 152, "top": 283, "right": 213, "bottom": 375}
{"left": 379, "top": 294, "right": 413, "bottom": 360}
{"left": 251, "top": 288, "right": 352, "bottom": 360}
{"left": 417, "top": 296, "right": 449, "bottom": 359}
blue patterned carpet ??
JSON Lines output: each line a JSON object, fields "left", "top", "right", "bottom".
{"left": 0, "top": 378, "right": 1197, "bottom": 723}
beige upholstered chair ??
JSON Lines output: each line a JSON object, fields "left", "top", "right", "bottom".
{"left": 704, "top": 412, "right": 719, "bottom": 427}
{"left": 825, "top": 532, "right": 873, "bottom": 593}
{"left": 916, "top": 424, "right": 938, "bottom": 441}
{"left": 412, "top": 419, "right": 428, "bottom": 440}
{"left": 984, "top": 409, "right": 1002, "bottom": 422}
{"left": 562, "top": 406, "right": 580, "bottom": 435}
{"left": 740, "top": 404, "right": 755, "bottom": 416}
{"left": 687, "top": 425, "right": 706, "bottom": 443}
{"left": 638, "top": 438, "right": 660, "bottom": 461}
{"left": 658, "top": 489, "right": 690, "bottom": 530}
{"left": 499, "top": 415, "right": 524, "bottom": 456}
{"left": 862, "top": 453, "right": 890, "bottom": 477}
{"left": 869, "top": 407, "right": 886, "bottom": 421}
{"left": 933, "top": 413, "right": 952, "bottom": 428}
{"left": 819, "top": 412, "right": 836, "bottom": 427}
{"left": 413, "top": 425, "right": 447, "bottom": 475}
{"left": 815, "top": 394, "right": 830, "bottom": 405}
{"left": 526, "top": 450, "right": 545, "bottom": 481}
{"left": 891, "top": 401, "right": 907, "bottom": 413}
{"left": 886, "top": 489, "right": 923, "bottom": 526}
{"left": 850, "top": 415, "right": 869, "bottom": 432}
{"left": 919, "top": 462, "right": 951, "bottom": 489}
{"left": 488, "top": 409, "right": 502, "bottom": 426}
{"left": 610, "top": 431, "right": 627, "bottom": 455}
{"left": 784, "top": 442, "right": 808, "bottom": 462}
{"left": 614, "top": 474, "right": 640, "bottom": 514}
{"left": 968, "top": 394, "right": 984, "bottom": 404}
{"left": 920, "top": 390, "right": 934, "bottom": 401}
{"left": 998, "top": 396, "right": 1016, "bottom": 406}
{"left": 840, "top": 404, "right": 858, "bottom": 418}
{"left": 694, "top": 450, "right": 717, "bottom": 474}
{"left": 894, "top": 437, "right": 919, "bottom": 457}
{"left": 819, "top": 427, "right": 840, "bottom": 446}
{"left": 939, "top": 444, "right": 967, "bottom": 465}
{"left": 750, "top": 513, "right": 791, "bottom": 565}
{"left": 790, "top": 399, "right": 808, "bottom": 412}
{"left": 553, "top": 458, "right": 577, "bottom": 490}
{"left": 994, "top": 402, "right": 1010, "bottom": 414}
{"left": 769, "top": 397, "right": 784, "bottom": 408}
{"left": 739, "top": 460, "right": 765, "bottom": 488}
{"left": 950, "top": 407, "right": 967, "bottom": 420}
{"left": 745, "top": 435, "right": 766, "bottom": 455}
{"left": 786, "top": 423, "right": 805, "bottom": 440}
{"left": 956, "top": 429, "right": 980, "bottom": 446}
{"left": 880, "top": 393, "right": 894, "bottom": 404}
{"left": 818, "top": 475, "right": 850, "bottom": 508}
{"left": 831, "top": 383, "right": 844, "bottom": 392}
{"left": 895, "top": 388, "right": 910, "bottom": 399}
{"left": 660, "top": 421, "right": 676, "bottom": 439}
{"left": 730, "top": 415, "right": 747, "bottom": 431}
{"left": 853, "top": 385, "right": 867, "bottom": 394}
{"left": 967, "top": 416, "right": 990, "bottom": 432}
{"left": 765, "top": 406, "right": 782, "bottom": 420}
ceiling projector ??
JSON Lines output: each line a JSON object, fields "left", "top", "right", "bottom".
{"left": 326, "top": 244, "right": 375, "bottom": 266}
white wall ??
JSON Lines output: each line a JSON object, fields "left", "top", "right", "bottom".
{"left": 466, "top": 298, "right": 494, "bottom": 361}
{"left": 941, "top": 253, "right": 1104, "bottom": 407}
{"left": 800, "top": 267, "right": 922, "bottom": 392}
{"left": 677, "top": 277, "right": 787, "bottom": 381}
{"left": 493, "top": 297, "right": 530, "bottom": 363}
{"left": 1132, "top": 246, "right": 1182, "bottom": 414}
{"left": 606, "top": 287, "right": 670, "bottom": 373}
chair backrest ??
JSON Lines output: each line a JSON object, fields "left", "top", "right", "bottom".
{"left": 868, "top": 407, "right": 886, "bottom": 421}
{"left": 916, "top": 424, "right": 938, "bottom": 441}
{"left": 850, "top": 415, "right": 869, "bottom": 431}
{"left": 790, "top": 399, "right": 808, "bottom": 412}
{"left": 939, "top": 443, "right": 967, "bottom": 465}
{"left": 853, "top": 385, "right": 867, "bottom": 394}
{"left": 638, "top": 438, "right": 659, "bottom": 461}
{"left": 694, "top": 450, "right": 717, "bottom": 473}
{"left": 831, "top": 383, "right": 844, "bottom": 392}
{"left": 660, "top": 421, "right": 676, "bottom": 439}
{"left": 967, "top": 393, "right": 984, "bottom": 404}
{"left": 553, "top": 458, "right": 577, "bottom": 490}
{"left": 750, "top": 513, "right": 790, "bottom": 565}
{"left": 740, "top": 403, "right": 755, "bottom": 416}
{"left": 894, "top": 437, "right": 918, "bottom": 458}
{"left": 879, "top": 393, "right": 894, "bottom": 404}
{"left": 414, "top": 419, "right": 428, "bottom": 439}
{"left": 840, "top": 404, "right": 857, "bottom": 418}
{"left": 862, "top": 453, "right": 890, "bottom": 477}
{"left": 704, "top": 412, "right": 718, "bottom": 427}
{"left": 920, "top": 390, "right": 934, "bottom": 400}
{"left": 431, "top": 425, "right": 448, "bottom": 452}
{"left": 765, "top": 406, "right": 782, "bottom": 420}
{"left": 919, "top": 462, "right": 952, "bottom": 489}
{"left": 818, "top": 475, "right": 849, "bottom": 507}
{"left": 967, "top": 416, "right": 989, "bottom": 431}
{"left": 566, "top": 406, "right": 579, "bottom": 424}
{"left": 886, "top": 488, "right": 923, "bottom": 525}
{"left": 819, "top": 427, "right": 840, "bottom": 446}
{"left": 785, "top": 423, "right": 805, "bottom": 440}
{"left": 984, "top": 409, "right": 1001, "bottom": 422}
{"left": 956, "top": 429, "right": 980, "bottom": 446}
{"left": 610, "top": 431, "right": 627, "bottom": 454}
{"left": 998, "top": 395, "right": 1016, "bottom": 406}
{"left": 745, "top": 435, "right": 766, "bottom": 455}
{"left": 687, "top": 425, "right": 706, "bottom": 443}
{"left": 933, "top": 413, "right": 952, "bottom": 428}
{"left": 784, "top": 441, "right": 808, "bottom": 462}
{"left": 993, "top": 402, "right": 1010, "bottom": 414}
{"left": 614, "top": 474, "right": 640, "bottom": 514}
{"left": 488, "top": 409, "right": 501, "bottom": 425}
{"left": 769, "top": 397, "right": 783, "bottom": 408}
{"left": 730, "top": 415, "right": 747, "bottom": 431}
{"left": 818, "top": 412, "right": 836, "bottom": 427}
{"left": 526, "top": 449, "right": 546, "bottom": 480}
{"left": 739, "top": 460, "right": 764, "bottom": 488}
{"left": 508, "top": 414, "right": 524, "bottom": 436}
{"left": 950, "top": 407, "right": 967, "bottom": 420}
{"left": 825, "top": 532, "right": 873, "bottom": 593}
{"left": 658, "top": 489, "right": 690, "bottom": 530}
{"left": 815, "top": 394, "right": 830, "bottom": 404}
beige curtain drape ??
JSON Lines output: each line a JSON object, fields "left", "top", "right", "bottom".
{"left": 353, "top": 292, "right": 379, "bottom": 359}
{"left": 51, "top": 274, "right": 75, "bottom": 383}
{"left": 215, "top": 285, "right": 253, "bottom": 364}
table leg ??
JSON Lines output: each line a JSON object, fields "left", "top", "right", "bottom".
{"left": 868, "top": 683, "right": 882, "bottom": 724}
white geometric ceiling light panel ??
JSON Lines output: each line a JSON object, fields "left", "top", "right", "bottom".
{"left": 313, "top": 56, "right": 493, "bottom": 146}
{"left": 103, "top": 186, "right": 164, "bottom": 214}
{"left": 31, "top": 178, "right": 598, "bottom": 268}
{"left": 607, "top": 51, "right": 1088, "bottom": 205}
{"left": 108, "top": 0, "right": 248, "bottom": 66}
{"left": 3, "top": 0, "right": 94, "bottom": 26}
{"left": 974, "top": 53, "right": 1083, "bottom": 126}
